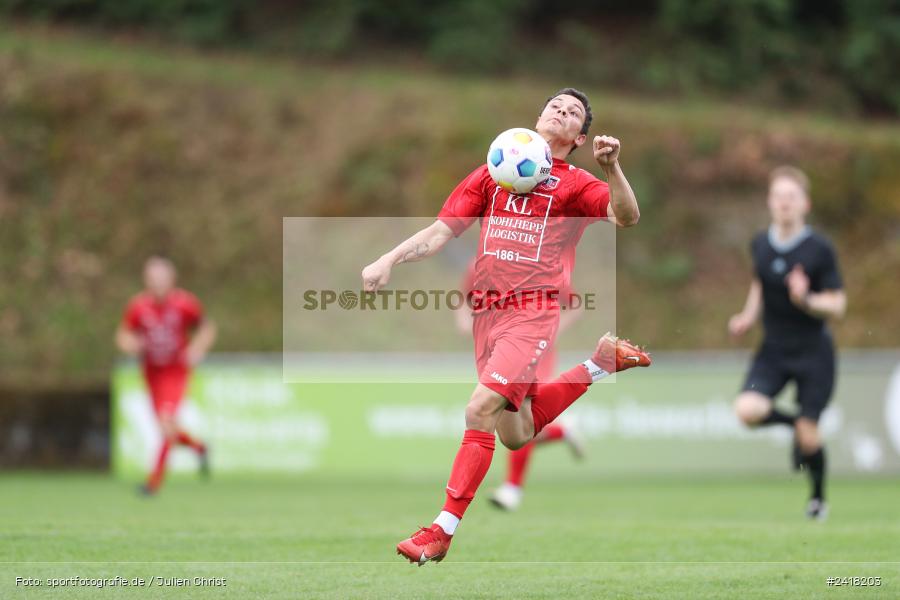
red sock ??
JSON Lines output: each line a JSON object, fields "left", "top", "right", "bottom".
{"left": 175, "top": 430, "right": 206, "bottom": 454}
{"left": 442, "top": 430, "right": 495, "bottom": 519}
{"left": 147, "top": 440, "right": 171, "bottom": 491}
{"left": 529, "top": 365, "right": 591, "bottom": 435}
{"left": 506, "top": 443, "right": 535, "bottom": 487}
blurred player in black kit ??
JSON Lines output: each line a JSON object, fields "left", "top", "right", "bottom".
{"left": 729, "top": 166, "right": 846, "bottom": 521}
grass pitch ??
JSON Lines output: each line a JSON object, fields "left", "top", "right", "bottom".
{"left": 1, "top": 473, "right": 898, "bottom": 599}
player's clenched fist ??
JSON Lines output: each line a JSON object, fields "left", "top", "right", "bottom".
{"left": 728, "top": 313, "right": 754, "bottom": 338}
{"left": 361, "top": 258, "right": 392, "bottom": 292}
{"left": 593, "top": 135, "right": 620, "bottom": 166}
{"left": 785, "top": 264, "right": 810, "bottom": 308}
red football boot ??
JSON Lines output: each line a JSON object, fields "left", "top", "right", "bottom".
{"left": 396, "top": 524, "right": 453, "bottom": 566}
{"left": 592, "top": 332, "right": 651, "bottom": 373}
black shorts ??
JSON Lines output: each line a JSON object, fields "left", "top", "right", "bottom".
{"left": 741, "top": 333, "right": 836, "bottom": 421}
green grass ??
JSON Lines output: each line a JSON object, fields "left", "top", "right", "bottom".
{"left": 1, "top": 473, "right": 898, "bottom": 598}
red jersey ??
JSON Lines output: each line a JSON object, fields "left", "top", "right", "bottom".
{"left": 459, "top": 257, "right": 576, "bottom": 308}
{"left": 122, "top": 289, "right": 204, "bottom": 368}
{"left": 439, "top": 158, "right": 609, "bottom": 310}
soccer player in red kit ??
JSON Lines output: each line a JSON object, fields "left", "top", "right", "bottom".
{"left": 116, "top": 256, "right": 217, "bottom": 495}
{"left": 455, "top": 259, "right": 586, "bottom": 511}
{"left": 361, "top": 88, "right": 651, "bottom": 564}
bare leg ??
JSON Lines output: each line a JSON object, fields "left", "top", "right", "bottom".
{"left": 733, "top": 391, "right": 774, "bottom": 426}
{"left": 795, "top": 417, "right": 820, "bottom": 453}
{"left": 464, "top": 384, "right": 509, "bottom": 432}
{"left": 495, "top": 398, "right": 536, "bottom": 450}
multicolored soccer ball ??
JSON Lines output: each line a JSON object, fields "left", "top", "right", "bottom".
{"left": 486, "top": 128, "right": 553, "bottom": 194}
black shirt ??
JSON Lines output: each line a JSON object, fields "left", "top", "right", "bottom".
{"left": 751, "top": 226, "right": 843, "bottom": 346}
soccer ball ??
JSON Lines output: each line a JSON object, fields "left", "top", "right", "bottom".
{"left": 486, "top": 128, "right": 552, "bottom": 194}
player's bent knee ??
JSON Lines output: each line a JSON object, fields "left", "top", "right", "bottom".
{"left": 733, "top": 398, "right": 758, "bottom": 426}
{"left": 733, "top": 393, "right": 770, "bottom": 426}
{"left": 497, "top": 430, "right": 528, "bottom": 451}
{"left": 494, "top": 406, "right": 533, "bottom": 450}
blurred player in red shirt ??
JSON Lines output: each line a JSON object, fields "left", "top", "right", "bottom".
{"left": 363, "top": 88, "right": 651, "bottom": 564}
{"left": 454, "top": 259, "right": 585, "bottom": 511}
{"left": 116, "top": 256, "right": 217, "bottom": 495}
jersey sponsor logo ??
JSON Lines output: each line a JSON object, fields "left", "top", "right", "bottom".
{"left": 484, "top": 187, "right": 554, "bottom": 263}
{"left": 504, "top": 194, "right": 534, "bottom": 216}
{"left": 490, "top": 371, "right": 509, "bottom": 385}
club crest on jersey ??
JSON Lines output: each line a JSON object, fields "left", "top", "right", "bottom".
{"left": 537, "top": 176, "right": 560, "bottom": 191}
{"left": 771, "top": 257, "right": 787, "bottom": 275}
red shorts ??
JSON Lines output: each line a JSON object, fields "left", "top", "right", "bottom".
{"left": 143, "top": 364, "right": 189, "bottom": 417}
{"left": 473, "top": 305, "right": 560, "bottom": 411}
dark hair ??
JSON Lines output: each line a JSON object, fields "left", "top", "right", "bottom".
{"left": 543, "top": 87, "right": 592, "bottom": 136}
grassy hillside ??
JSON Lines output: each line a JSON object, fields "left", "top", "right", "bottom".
{"left": 1, "top": 25, "right": 899, "bottom": 386}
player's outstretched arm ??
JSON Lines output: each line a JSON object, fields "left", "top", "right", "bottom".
{"left": 361, "top": 220, "right": 455, "bottom": 292}
{"left": 593, "top": 135, "right": 640, "bottom": 228}
{"left": 728, "top": 278, "right": 762, "bottom": 338}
